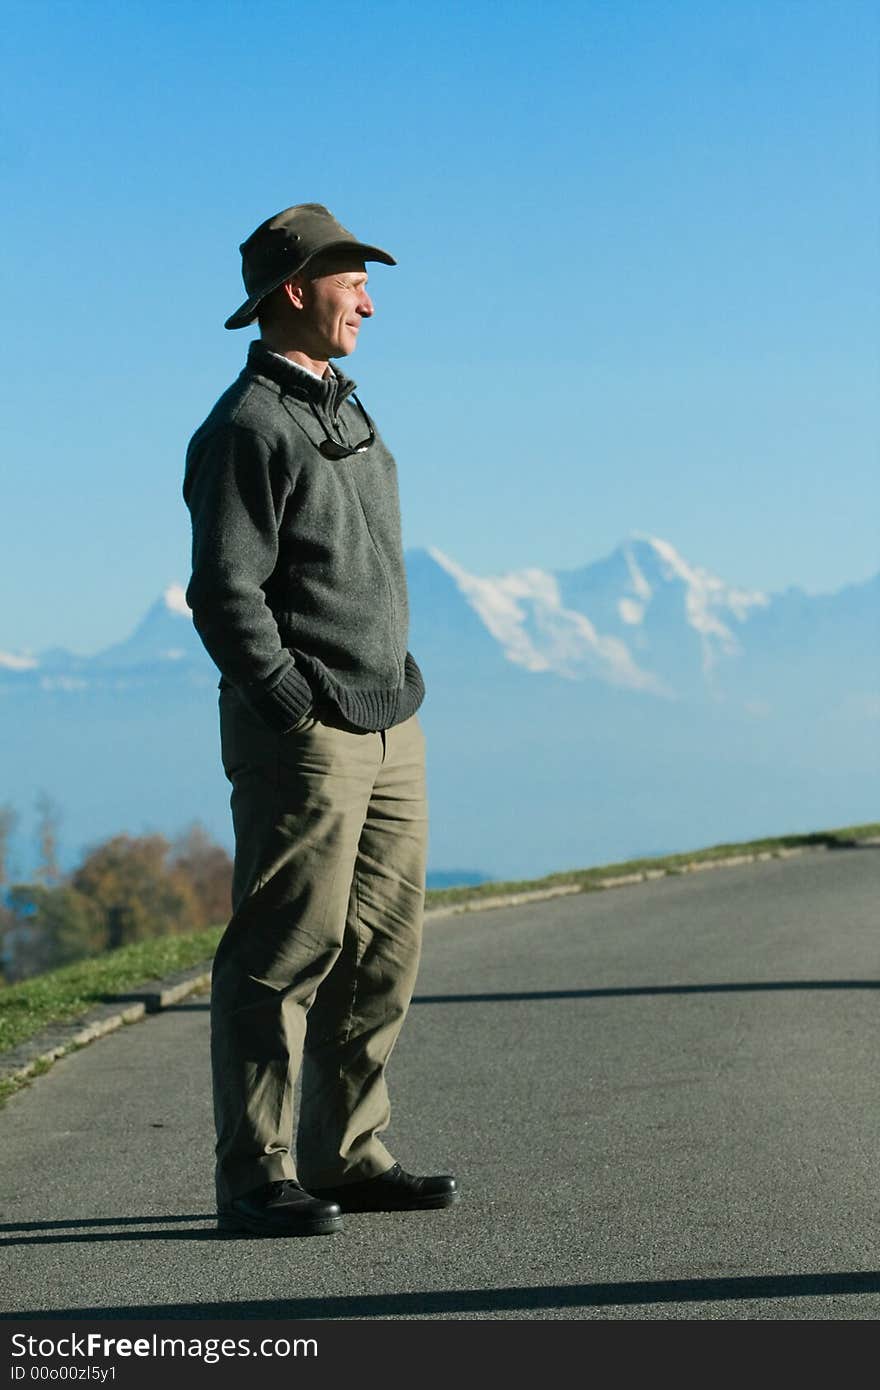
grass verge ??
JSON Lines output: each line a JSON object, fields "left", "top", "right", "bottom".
{"left": 0, "top": 928, "right": 224, "bottom": 1056}
{"left": 1, "top": 819, "right": 877, "bottom": 1070}
{"left": 421, "top": 820, "right": 880, "bottom": 908}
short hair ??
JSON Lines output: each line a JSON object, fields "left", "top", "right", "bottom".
{"left": 256, "top": 283, "right": 289, "bottom": 330}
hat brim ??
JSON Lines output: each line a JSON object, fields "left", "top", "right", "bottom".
{"left": 223, "top": 240, "right": 396, "bottom": 329}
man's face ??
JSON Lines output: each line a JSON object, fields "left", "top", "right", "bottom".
{"left": 292, "top": 253, "right": 374, "bottom": 359}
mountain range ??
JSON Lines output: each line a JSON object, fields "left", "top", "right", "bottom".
{"left": 2, "top": 537, "right": 877, "bottom": 883}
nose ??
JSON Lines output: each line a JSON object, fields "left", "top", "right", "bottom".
{"left": 358, "top": 288, "right": 374, "bottom": 318}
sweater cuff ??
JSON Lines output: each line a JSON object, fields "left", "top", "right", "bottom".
{"left": 243, "top": 662, "right": 315, "bottom": 733}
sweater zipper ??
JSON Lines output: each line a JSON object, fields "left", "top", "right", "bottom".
{"left": 350, "top": 481, "right": 405, "bottom": 686}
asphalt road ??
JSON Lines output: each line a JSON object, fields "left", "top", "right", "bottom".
{"left": 1, "top": 849, "right": 878, "bottom": 1321}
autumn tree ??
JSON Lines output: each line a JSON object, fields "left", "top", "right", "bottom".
{"left": 169, "top": 822, "right": 233, "bottom": 928}
{"left": 0, "top": 803, "right": 17, "bottom": 890}
{"left": 34, "top": 792, "right": 62, "bottom": 887}
{"left": 71, "top": 833, "right": 200, "bottom": 949}
{"left": 0, "top": 819, "right": 232, "bottom": 980}
{"left": 0, "top": 802, "right": 18, "bottom": 983}
{"left": 5, "top": 883, "right": 104, "bottom": 980}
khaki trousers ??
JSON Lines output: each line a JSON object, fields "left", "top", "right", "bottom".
{"left": 212, "top": 687, "right": 428, "bottom": 1207}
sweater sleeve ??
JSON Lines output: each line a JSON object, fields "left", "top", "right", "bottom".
{"left": 182, "top": 422, "right": 314, "bottom": 732}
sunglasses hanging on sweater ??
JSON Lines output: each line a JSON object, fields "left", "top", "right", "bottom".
{"left": 309, "top": 395, "right": 375, "bottom": 459}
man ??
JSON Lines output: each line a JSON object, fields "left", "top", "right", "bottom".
{"left": 183, "top": 203, "right": 458, "bottom": 1237}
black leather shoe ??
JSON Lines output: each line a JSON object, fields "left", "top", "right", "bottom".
{"left": 217, "top": 1180, "right": 343, "bottom": 1236}
{"left": 309, "top": 1163, "right": 459, "bottom": 1212}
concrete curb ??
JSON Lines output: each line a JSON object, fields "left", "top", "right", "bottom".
{"left": 0, "top": 965, "right": 213, "bottom": 1089}
{"left": 2, "top": 838, "right": 873, "bottom": 1093}
{"left": 421, "top": 843, "right": 820, "bottom": 918}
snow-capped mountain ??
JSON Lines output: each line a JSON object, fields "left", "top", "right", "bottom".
{"left": 407, "top": 536, "right": 877, "bottom": 718}
{"left": 1, "top": 583, "right": 209, "bottom": 689}
{"left": 426, "top": 544, "right": 670, "bottom": 694}
{"left": 557, "top": 535, "right": 770, "bottom": 690}
{"left": 418, "top": 536, "right": 771, "bottom": 697}
{"left": 90, "top": 583, "right": 205, "bottom": 670}
{"left": 1, "top": 536, "right": 877, "bottom": 715}
{"left": 563, "top": 535, "right": 769, "bottom": 644}
{"left": 1, "top": 539, "right": 876, "bottom": 882}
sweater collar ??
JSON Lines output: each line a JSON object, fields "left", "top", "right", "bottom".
{"left": 245, "top": 339, "right": 357, "bottom": 415}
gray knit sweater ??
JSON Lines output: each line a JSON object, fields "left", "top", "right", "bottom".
{"left": 183, "top": 340, "right": 425, "bottom": 732}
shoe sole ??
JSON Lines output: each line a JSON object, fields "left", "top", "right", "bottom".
{"left": 217, "top": 1212, "right": 343, "bottom": 1237}
{"left": 330, "top": 1190, "right": 461, "bottom": 1213}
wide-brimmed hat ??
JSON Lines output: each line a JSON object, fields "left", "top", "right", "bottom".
{"left": 224, "top": 203, "right": 396, "bottom": 329}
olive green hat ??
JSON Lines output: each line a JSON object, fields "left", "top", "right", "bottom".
{"left": 224, "top": 202, "right": 396, "bottom": 330}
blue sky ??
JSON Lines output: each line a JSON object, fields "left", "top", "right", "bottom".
{"left": 3, "top": 0, "right": 877, "bottom": 654}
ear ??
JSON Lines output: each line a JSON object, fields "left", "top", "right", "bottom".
{"left": 282, "top": 277, "right": 307, "bottom": 311}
